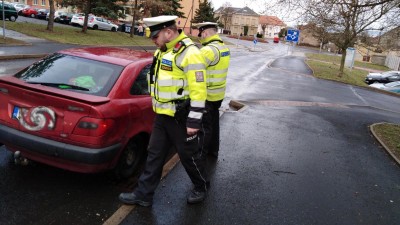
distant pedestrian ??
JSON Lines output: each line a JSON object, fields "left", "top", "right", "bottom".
{"left": 137, "top": 24, "right": 144, "bottom": 36}
{"left": 119, "top": 15, "right": 208, "bottom": 207}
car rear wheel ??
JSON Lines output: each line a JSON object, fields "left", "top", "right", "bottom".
{"left": 30, "top": 14, "right": 35, "bottom": 18}
{"left": 114, "top": 136, "right": 147, "bottom": 179}
{"left": 9, "top": 16, "right": 17, "bottom": 22}
{"left": 111, "top": 27, "right": 116, "bottom": 32}
{"left": 92, "top": 25, "right": 98, "bottom": 30}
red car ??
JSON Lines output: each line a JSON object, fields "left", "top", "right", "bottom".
{"left": 273, "top": 37, "right": 280, "bottom": 43}
{"left": 0, "top": 47, "right": 154, "bottom": 178}
{"left": 21, "top": 7, "right": 39, "bottom": 18}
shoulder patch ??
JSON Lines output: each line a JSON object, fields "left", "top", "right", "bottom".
{"left": 195, "top": 71, "right": 204, "bottom": 82}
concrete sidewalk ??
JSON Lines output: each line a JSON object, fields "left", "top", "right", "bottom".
{"left": 0, "top": 28, "right": 157, "bottom": 60}
{"left": 0, "top": 28, "right": 79, "bottom": 59}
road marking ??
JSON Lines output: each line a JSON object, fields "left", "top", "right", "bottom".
{"left": 103, "top": 154, "right": 180, "bottom": 225}
{"left": 349, "top": 86, "right": 369, "bottom": 106}
{"left": 254, "top": 100, "right": 349, "bottom": 108}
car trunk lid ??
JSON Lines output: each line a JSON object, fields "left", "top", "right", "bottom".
{"left": 0, "top": 77, "right": 109, "bottom": 141}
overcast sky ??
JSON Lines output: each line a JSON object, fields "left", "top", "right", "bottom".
{"left": 209, "top": 0, "right": 297, "bottom": 26}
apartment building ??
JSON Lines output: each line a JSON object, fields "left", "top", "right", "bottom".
{"left": 215, "top": 6, "right": 259, "bottom": 36}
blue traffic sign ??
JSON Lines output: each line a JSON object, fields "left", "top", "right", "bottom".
{"left": 253, "top": 39, "right": 257, "bottom": 44}
{"left": 286, "top": 29, "right": 299, "bottom": 42}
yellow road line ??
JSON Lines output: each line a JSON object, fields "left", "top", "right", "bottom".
{"left": 103, "top": 153, "right": 180, "bottom": 225}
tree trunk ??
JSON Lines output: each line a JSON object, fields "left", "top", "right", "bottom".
{"left": 82, "top": 0, "right": 92, "bottom": 33}
{"left": 46, "top": 0, "right": 55, "bottom": 32}
{"left": 339, "top": 48, "right": 346, "bottom": 77}
{"left": 130, "top": 0, "right": 138, "bottom": 38}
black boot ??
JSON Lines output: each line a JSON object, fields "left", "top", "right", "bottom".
{"left": 119, "top": 192, "right": 152, "bottom": 207}
{"left": 187, "top": 189, "right": 206, "bottom": 204}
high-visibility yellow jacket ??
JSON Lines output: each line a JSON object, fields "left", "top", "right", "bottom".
{"left": 148, "top": 31, "right": 207, "bottom": 129}
{"left": 200, "top": 34, "right": 230, "bottom": 101}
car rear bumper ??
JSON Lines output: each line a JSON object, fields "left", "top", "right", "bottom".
{"left": 0, "top": 124, "right": 121, "bottom": 171}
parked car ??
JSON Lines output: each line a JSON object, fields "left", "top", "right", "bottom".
{"left": 88, "top": 16, "right": 119, "bottom": 31}
{"left": 369, "top": 81, "right": 400, "bottom": 93}
{"left": 58, "top": 12, "right": 73, "bottom": 24}
{"left": 21, "top": 7, "right": 39, "bottom": 18}
{"left": 46, "top": 10, "right": 70, "bottom": 23}
{"left": 10, "top": 2, "right": 28, "bottom": 15}
{"left": 364, "top": 70, "right": 400, "bottom": 84}
{"left": 273, "top": 37, "right": 279, "bottom": 43}
{"left": 36, "top": 8, "right": 49, "bottom": 20}
{"left": 70, "top": 13, "right": 87, "bottom": 26}
{"left": 0, "top": 3, "right": 18, "bottom": 22}
{"left": 0, "top": 47, "right": 154, "bottom": 178}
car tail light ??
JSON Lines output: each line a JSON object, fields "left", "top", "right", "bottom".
{"left": 89, "top": 17, "right": 94, "bottom": 23}
{"left": 72, "top": 117, "right": 115, "bottom": 136}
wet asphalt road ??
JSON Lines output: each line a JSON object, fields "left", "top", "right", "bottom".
{"left": 1, "top": 36, "right": 400, "bottom": 224}
{"left": 119, "top": 48, "right": 400, "bottom": 225}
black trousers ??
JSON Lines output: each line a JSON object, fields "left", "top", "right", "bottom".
{"left": 200, "top": 100, "right": 222, "bottom": 156}
{"left": 134, "top": 114, "right": 207, "bottom": 201}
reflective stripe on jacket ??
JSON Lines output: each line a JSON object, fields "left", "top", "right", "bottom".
{"left": 148, "top": 31, "right": 207, "bottom": 129}
{"left": 200, "top": 34, "right": 230, "bottom": 101}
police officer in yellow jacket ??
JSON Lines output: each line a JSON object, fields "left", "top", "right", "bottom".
{"left": 194, "top": 22, "right": 230, "bottom": 158}
{"left": 119, "top": 16, "right": 208, "bottom": 206}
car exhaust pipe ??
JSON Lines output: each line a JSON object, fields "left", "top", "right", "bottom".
{"left": 14, "top": 151, "right": 30, "bottom": 166}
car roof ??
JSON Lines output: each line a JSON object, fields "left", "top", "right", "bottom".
{"left": 58, "top": 47, "right": 153, "bottom": 66}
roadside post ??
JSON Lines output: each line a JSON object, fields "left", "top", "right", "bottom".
{"left": 285, "top": 29, "right": 300, "bottom": 55}
{"left": 253, "top": 38, "right": 257, "bottom": 50}
{"left": 2, "top": 0, "right": 5, "bottom": 40}
{"left": 345, "top": 47, "right": 356, "bottom": 70}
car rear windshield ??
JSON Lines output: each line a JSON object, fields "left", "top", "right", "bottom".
{"left": 14, "top": 53, "right": 124, "bottom": 97}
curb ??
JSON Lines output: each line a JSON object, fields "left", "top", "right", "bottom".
{"left": 0, "top": 54, "right": 48, "bottom": 60}
{"left": 369, "top": 122, "right": 400, "bottom": 166}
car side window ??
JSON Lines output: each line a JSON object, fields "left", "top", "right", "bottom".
{"left": 130, "top": 64, "right": 151, "bottom": 95}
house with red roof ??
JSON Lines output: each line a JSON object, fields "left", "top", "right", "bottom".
{"left": 258, "top": 15, "right": 286, "bottom": 38}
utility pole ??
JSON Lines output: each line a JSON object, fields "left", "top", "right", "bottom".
{"left": 190, "top": 0, "right": 194, "bottom": 35}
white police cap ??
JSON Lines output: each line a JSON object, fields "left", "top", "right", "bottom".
{"left": 193, "top": 22, "right": 218, "bottom": 30}
{"left": 193, "top": 22, "right": 218, "bottom": 37}
{"left": 143, "top": 15, "right": 178, "bottom": 38}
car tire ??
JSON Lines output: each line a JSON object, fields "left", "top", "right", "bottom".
{"left": 9, "top": 16, "right": 17, "bottom": 22}
{"left": 92, "top": 25, "right": 98, "bottom": 30}
{"left": 30, "top": 14, "right": 35, "bottom": 18}
{"left": 111, "top": 27, "right": 116, "bottom": 32}
{"left": 114, "top": 136, "right": 147, "bottom": 179}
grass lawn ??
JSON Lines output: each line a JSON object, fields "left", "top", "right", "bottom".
{"left": 306, "top": 53, "right": 390, "bottom": 71}
{"left": 2, "top": 21, "right": 154, "bottom": 46}
{"left": 305, "top": 60, "right": 369, "bottom": 87}
{"left": 372, "top": 123, "right": 400, "bottom": 162}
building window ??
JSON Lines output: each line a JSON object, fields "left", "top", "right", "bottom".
{"left": 41, "top": 0, "right": 46, "bottom": 6}
{"left": 33, "top": 0, "right": 38, "bottom": 5}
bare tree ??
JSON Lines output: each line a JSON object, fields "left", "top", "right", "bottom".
{"left": 261, "top": 0, "right": 400, "bottom": 76}
{"left": 218, "top": 2, "right": 235, "bottom": 31}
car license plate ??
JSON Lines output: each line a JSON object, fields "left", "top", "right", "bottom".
{"left": 12, "top": 106, "right": 20, "bottom": 120}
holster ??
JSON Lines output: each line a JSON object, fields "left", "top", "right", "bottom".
{"left": 174, "top": 99, "right": 190, "bottom": 123}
